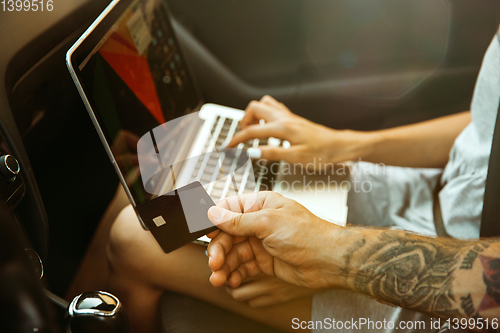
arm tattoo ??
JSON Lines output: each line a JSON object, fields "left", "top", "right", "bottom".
{"left": 353, "top": 234, "right": 462, "bottom": 317}
{"left": 345, "top": 230, "right": 500, "bottom": 331}
{"left": 349, "top": 230, "right": 500, "bottom": 326}
{"left": 341, "top": 238, "right": 366, "bottom": 277}
{"left": 460, "top": 243, "right": 492, "bottom": 270}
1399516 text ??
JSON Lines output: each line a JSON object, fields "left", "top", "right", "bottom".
{"left": 2, "top": 0, "right": 53, "bottom": 12}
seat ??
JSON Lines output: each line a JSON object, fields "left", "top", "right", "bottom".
{"left": 159, "top": 291, "right": 285, "bottom": 333}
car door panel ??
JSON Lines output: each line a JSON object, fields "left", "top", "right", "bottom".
{"left": 167, "top": 0, "right": 500, "bottom": 129}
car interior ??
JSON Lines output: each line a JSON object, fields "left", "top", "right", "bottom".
{"left": 1, "top": 0, "right": 500, "bottom": 332}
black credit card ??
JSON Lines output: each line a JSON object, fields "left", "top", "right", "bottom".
{"left": 135, "top": 181, "right": 218, "bottom": 253}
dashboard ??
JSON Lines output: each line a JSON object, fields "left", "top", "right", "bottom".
{"left": 0, "top": 0, "right": 113, "bottom": 298}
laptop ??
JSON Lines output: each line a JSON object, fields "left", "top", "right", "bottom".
{"left": 66, "top": 0, "right": 348, "bottom": 246}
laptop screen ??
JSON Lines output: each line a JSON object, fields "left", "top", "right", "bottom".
{"left": 75, "top": 0, "right": 200, "bottom": 204}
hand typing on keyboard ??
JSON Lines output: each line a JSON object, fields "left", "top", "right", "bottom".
{"left": 190, "top": 116, "right": 266, "bottom": 202}
{"left": 227, "top": 95, "right": 373, "bottom": 171}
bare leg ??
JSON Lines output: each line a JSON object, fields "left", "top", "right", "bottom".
{"left": 65, "top": 186, "right": 130, "bottom": 301}
{"left": 107, "top": 205, "right": 312, "bottom": 333}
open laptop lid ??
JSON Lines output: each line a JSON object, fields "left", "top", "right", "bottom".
{"left": 66, "top": 0, "right": 204, "bottom": 209}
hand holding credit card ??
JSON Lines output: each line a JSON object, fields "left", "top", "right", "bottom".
{"left": 135, "top": 181, "right": 217, "bottom": 253}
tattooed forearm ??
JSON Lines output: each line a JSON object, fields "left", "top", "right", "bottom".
{"left": 343, "top": 229, "right": 500, "bottom": 327}
{"left": 336, "top": 226, "right": 500, "bottom": 332}
{"left": 352, "top": 233, "right": 462, "bottom": 316}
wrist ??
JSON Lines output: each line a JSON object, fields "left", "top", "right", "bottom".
{"left": 357, "top": 131, "right": 384, "bottom": 163}
{"left": 316, "top": 223, "right": 366, "bottom": 289}
{"left": 332, "top": 130, "right": 380, "bottom": 163}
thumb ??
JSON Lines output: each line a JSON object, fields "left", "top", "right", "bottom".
{"left": 208, "top": 206, "right": 259, "bottom": 237}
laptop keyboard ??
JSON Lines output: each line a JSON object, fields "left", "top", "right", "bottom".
{"left": 190, "top": 116, "right": 273, "bottom": 202}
